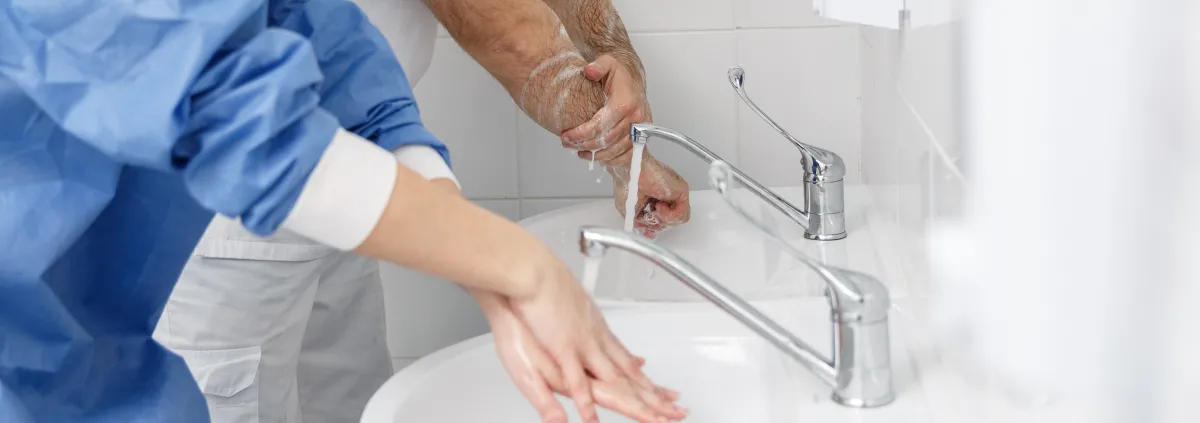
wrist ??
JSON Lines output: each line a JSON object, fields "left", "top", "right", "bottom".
{"left": 467, "top": 288, "right": 514, "bottom": 322}
{"left": 605, "top": 147, "right": 653, "bottom": 177}
{"left": 509, "top": 249, "right": 569, "bottom": 302}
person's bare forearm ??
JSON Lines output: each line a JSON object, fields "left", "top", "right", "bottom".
{"left": 426, "top": 177, "right": 520, "bottom": 321}
{"left": 354, "top": 164, "right": 559, "bottom": 300}
{"left": 424, "top": 0, "right": 604, "bottom": 134}
{"left": 538, "top": 0, "right": 644, "bottom": 82}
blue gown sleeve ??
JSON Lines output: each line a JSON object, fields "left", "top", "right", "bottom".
{"left": 0, "top": 0, "right": 341, "bottom": 236}
{"left": 277, "top": 0, "right": 452, "bottom": 167}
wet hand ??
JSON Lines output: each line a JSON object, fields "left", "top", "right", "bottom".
{"left": 507, "top": 262, "right": 672, "bottom": 423}
{"left": 559, "top": 54, "right": 649, "bottom": 164}
{"left": 610, "top": 151, "right": 691, "bottom": 238}
{"left": 489, "top": 302, "right": 687, "bottom": 423}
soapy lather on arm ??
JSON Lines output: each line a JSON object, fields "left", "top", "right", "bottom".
{"left": 425, "top": 0, "right": 607, "bottom": 136}
{"left": 537, "top": 0, "right": 691, "bottom": 237}
{"left": 423, "top": 0, "right": 689, "bottom": 237}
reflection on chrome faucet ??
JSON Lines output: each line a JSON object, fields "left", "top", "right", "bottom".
{"left": 579, "top": 226, "right": 893, "bottom": 407}
{"left": 630, "top": 123, "right": 846, "bottom": 241}
{"left": 579, "top": 160, "right": 894, "bottom": 407}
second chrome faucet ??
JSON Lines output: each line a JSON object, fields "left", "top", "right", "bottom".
{"left": 629, "top": 66, "right": 847, "bottom": 240}
{"left": 577, "top": 160, "right": 893, "bottom": 407}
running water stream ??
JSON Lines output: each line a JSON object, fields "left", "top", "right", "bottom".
{"left": 580, "top": 142, "right": 648, "bottom": 299}
{"left": 581, "top": 255, "right": 602, "bottom": 294}
{"left": 623, "top": 143, "right": 645, "bottom": 232}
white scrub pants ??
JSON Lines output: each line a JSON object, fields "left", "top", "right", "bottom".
{"left": 154, "top": 1, "right": 438, "bottom": 422}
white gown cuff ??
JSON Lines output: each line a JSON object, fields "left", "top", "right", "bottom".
{"left": 393, "top": 145, "right": 460, "bottom": 189}
{"left": 280, "top": 128, "right": 397, "bottom": 250}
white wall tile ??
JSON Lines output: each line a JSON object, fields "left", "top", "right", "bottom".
{"left": 735, "top": 0, "right": 845, "bottom": 29}
{"left": 521, "top": 198, "right": 607, "bottom": 219}
{"left": 633, "top": 32, "right": 740, "bottom": 189}
{"left": 859, "top": 25, "right": 899, "bottom": 212}
{"left": 380, "top": 200, "right": 517, "bottom": 358}
{"left": 898, "top": 22, "right": 961, "bottom": 164}
{"left": 516, "top": 114, "right": 617, "bottom": 198}
{"left": 414, "top": 39, "right": 520, "bottom": 200}
{"left": 517, "top": 32, "right": 739, "bottom": 198}
{"left": 613, "top": 0, "right": 734, "bottom": 32}
{"left": 736, "top": 27, "right": 863, "bottom": 187}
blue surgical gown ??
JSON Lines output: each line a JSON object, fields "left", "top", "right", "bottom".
{"left": 0, "top": 0, "right": 449, "bottom": 421}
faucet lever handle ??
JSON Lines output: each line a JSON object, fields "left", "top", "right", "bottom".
{"left": 727, "top": 66, "right": 845, "bottom": 181}
{"left": 727, "top": 67, "right": 815, "bottom": 156}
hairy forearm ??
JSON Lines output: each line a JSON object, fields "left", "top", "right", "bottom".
{"left": 424, "top": 0, "right": 605, "bottom": 134}
{"left": 539, "top": 0, "right": 643, "bottom": 81}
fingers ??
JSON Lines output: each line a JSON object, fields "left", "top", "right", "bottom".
{"left": 501, "top": 346, "right": 569, "bottom": 423}
{"left": 521, "top": 378, "right": 570, "bottom": 423}
{"left": 560, "top": 354, "right": 599, "bottom": 423}
{"left": 668, "top": 199, "right": 692, "bottom": 225}
{"left": 601, "top": 331, "right": 644, "bottom": 380}
{"left": 583, "top": 340, "right": 622, "bottom": 381}
{"left": 591, "top": 124, "right": 638, "bottom": 163}
{"left": 592, "top": 380, "right": 663, "bottom": 423}
{"left": 658, "top": 386, "right": 680, "bottom": 402}
{"left": 652, "top": 200, "right": 690, "bottom": 227}
{"left": 635, "top": 380, "right": 688, "bottom": 421}
{"left": 583, "top": 56, "right": 621, "bottom": 82}
{"left": 567, "top": 124, "right": 633, "bottom": 160}
{"left": 561, "top": 107, "right": 617, "bottom": 149}
{"left": 634, "top": 194, "right": 692, "bottom": 239}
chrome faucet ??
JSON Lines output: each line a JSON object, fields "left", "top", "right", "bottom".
{"left": 630, "top": 122, "right": 846, "bottom": 240}
{"left": 730, "top": 65, "right": 847, "bottom": 240}
{"left": 577, "top": 160, "right": 893, "bottom": 407}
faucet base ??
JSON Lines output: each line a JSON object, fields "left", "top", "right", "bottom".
{"left": 831, "top": 392, "right": 896, "bottom": 408}
{"left": 804, "top": 231, "right": 847, "bottom": 241}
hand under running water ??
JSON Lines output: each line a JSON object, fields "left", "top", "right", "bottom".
{"left": 431, "top": 179, "right": 684, "bottom": 422}
{"left": 609, "top": 151, "right": 690, "bottom": 238}
{"left": 555, "top": 54, "right": 691, "bottom": 237}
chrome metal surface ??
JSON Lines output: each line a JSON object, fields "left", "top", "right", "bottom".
{"left": 579, "top": 228, "right": 838, "bottom": 386}
{"left": 629, "top": 123, "right": 846, "bottom": 240}
{"left": 579, "top": 227, "right": 893, "bottom": 407}
{"left": 708, "top": 161, "right": 893, "bottom": 406}
{"left": 726, "top": 67, "right": 846, "bottom": 183}
{"left": 579, "top": 162, "right": 892, "bottom": 406}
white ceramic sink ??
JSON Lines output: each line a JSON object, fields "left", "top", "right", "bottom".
{"left": 363, "top": 186, "right": 1067, "bottom": 423}
{"left": 363, "top": 298, "right": 936, "bottom": 423}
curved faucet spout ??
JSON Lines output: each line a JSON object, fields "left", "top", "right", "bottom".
{"left": 578, "top": 226, "right": 838, "bottom": 385}
{"left": 579, "top": 226, "right": 894, "bottom": 407}
{"left": 628, "top": 123, "right": 814, "bottom": 228}
{"left": 629, "top": 123, "right": 845, "bottom": 241}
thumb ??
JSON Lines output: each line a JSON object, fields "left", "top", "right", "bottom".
{"left": 583, "top": 55, "right": 619, "bottom": 82}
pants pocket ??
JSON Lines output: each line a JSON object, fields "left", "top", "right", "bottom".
{"left": 173, "top": 346, "right": 263, "bottom": 423}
